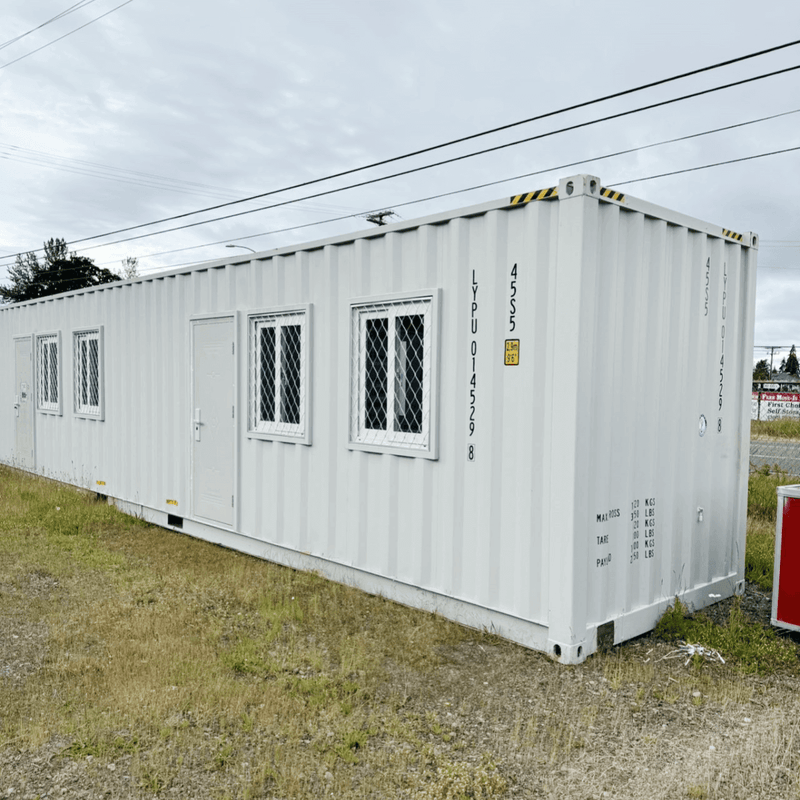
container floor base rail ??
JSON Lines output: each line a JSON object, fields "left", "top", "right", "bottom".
{"left": 111, "top": 497, "right": 558, "bottom": 657}
{"left": 544, "top": 576, "right": 746, "bottom": 664}
{"left": 610, "top": 574, "right": 744, "bottom": 645}
{"left": 102, "top": 499, "right": 749, "bottom": 664}
{"left": 4, "top": 481, "right": 747, "bottom": 665}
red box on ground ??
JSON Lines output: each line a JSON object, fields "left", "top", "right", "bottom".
{"left": 772, "top": 486, "right": 800, "bottom": 631}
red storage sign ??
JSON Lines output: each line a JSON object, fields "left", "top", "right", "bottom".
{"left": 772, "top": 486, "right": 800, "bottom": 631}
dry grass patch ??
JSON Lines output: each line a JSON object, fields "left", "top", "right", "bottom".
{"left": 1, "top": 465, "right": 800, "bottom": 799}
{"left": 751, "top": 418, "right": 800, "bottom": 440}
{"left": 0, "top": 467, "right": 503, "bottom": 799}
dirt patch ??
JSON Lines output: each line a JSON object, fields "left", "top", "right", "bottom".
{"left": 701, "top": 581, "right": 774, "bottom": 627}
{"left": 0, "top": 572, "right": 55, "bottom": 688}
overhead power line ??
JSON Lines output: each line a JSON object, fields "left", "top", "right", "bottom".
{"left": 66, "top": 61, "right": 800, "bottom": 247}
{"left": 12, "top": 137, "right": 800, "bottom": 287}
{"left": 610, "top": 144, "right": 800, "bottom": 187}
{"left": 115, "top": 143, "right": 800, "bottom": 272}
{"left": 0, "top": 0, "right": 99, "bottom": 51}
{"left": 4, "top": 103, "right": 800, "bottom": 278}
{"left": 0, "top": 144, "right": 246, "bottom": 198}
{"left": 54, "top": 65, "right": 800, "bottom": 255}
{"left": 0, "top": 0, "right": 134, "bottom": 71}
{"left": 3, "top": 36, "right": 800, "bottom": 263}
{"left": 0, "top": 142, "right": 361, "bottom": 214}
{"left": 104, "top": 107, "right": 800, "bottom": 272}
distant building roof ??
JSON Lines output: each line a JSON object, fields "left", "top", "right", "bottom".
{"left": 754, "top": 372, "right": 800, "bottom": 391}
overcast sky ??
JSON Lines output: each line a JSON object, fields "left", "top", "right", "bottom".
{"left": 2, "top": 0, "right": 800, "bottom": 363}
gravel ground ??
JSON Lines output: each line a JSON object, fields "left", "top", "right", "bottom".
{"left": 700, "top": 581, "right": 774, "bottom": 627}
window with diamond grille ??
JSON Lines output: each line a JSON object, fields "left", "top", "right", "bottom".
{"left": 249, "top": 308, "right": 308, "bottom": 442}
{"left": 350, "top": 294, "right": 435, "bottom": 454}
{"left": 73, "top": 328, "right": 103, "bottom": 418}
{"left": 36, "top": 333, "right": 61, "bottom": 413}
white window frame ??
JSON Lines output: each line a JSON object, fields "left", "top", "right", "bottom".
{"left": 247, "top": 305, "right": 311, "bottom": 445}
{"left": 36, "top": 331, "right": 62, "bottom": 415}
{"left": 73, "top": 326, "right": 105, "bottom": 420}
{"left": 349, "top": 290, "right": 440, "bottom": 459}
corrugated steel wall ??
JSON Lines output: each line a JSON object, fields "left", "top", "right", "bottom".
{"left": 575, "top": 205, "right": 754, "bottom": 636}
{"left": 0, "top": 175, "right": 757, "bottom": 662}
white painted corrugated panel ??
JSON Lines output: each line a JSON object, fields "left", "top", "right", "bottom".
{"left": 0, "top": 174, "right": 757, "bottom": 663}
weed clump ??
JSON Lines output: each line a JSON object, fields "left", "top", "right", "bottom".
{"left": 751, "top": 418, "right": 800, "bottom": 440}
{"left": 654, "top": 598, "right": 694, "bottom": 641}
{"left": 655, "top": 597, "right": 797, "bottom": 674}
{"left": 412, "top": 755, "right": 507, "bottom": 800}
{"left": 748, "top": 465, "right": 800, "bottom": 523}
{"left": 745, "top": 523, "right": 776, "bottom": 591}
{"left": 744, "top": 466, "right": 800, "bottom": 590}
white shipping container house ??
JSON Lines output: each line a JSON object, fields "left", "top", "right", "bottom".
{"left": 0, "top": 174, "right": 758, "bottom": 664}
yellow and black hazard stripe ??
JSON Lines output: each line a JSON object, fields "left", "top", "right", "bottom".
{"left": 722, "top": 229, "right": 743, "bottom": 242}
{"left": 509, "top": 185, "right": 626, "bottom": 205}
{"left": 600, "top": 187, "right": 625, "bottom": 202}
{"left": 509, "top": 186, "right": 558, "bottom": 205}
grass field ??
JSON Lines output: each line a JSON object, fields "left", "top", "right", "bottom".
{"left": 1, "top": 426, "right": 800, "bottom": 798}
{"left": 750, "top": 418, "right": 800, "bottom": 440}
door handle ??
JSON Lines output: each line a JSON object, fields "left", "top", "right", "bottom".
{"left": 194, "top": 408, "right": 202, "bottom": 441}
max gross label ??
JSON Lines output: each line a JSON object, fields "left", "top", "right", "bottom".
{"left": 594, "top": 497, "right": 657, "bottom": 568}
{"left": 630, "top": 497, "right": 656, "bottom": 563}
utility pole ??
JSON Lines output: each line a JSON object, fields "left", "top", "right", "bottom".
{"left": 753, "top": 346, "right": 794, "bottom": 380}
{"left": 758, "top": 345, "right": 789, "bottom": 377}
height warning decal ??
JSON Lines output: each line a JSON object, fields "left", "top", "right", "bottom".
{"left": 505, "top": 340, "right": 520, "bottom": 365}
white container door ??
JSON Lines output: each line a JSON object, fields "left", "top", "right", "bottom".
{"left": 14, "top": 336, "right": 35, "bottom": 470}
{"left": 191, "top": 317, "right": 235, "bottom": 526}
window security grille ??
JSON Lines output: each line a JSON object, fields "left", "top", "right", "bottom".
{"left": 37, "top": 334, "right": 59, "bottom": 412}
{"left": 350, "top": 296, "right": 432, "bottom": 451}
{"left": 249, "top": 310, "right": 307, "bottom": 439}
{"left": 73, "top": 329, "right": 101, "bottom": 416}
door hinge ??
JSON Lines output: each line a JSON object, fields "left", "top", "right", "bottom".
{"left": 232, "top": 405, "right": 235, "bottom": 418}
{"left": 231, "top": 495, "right": 234, "bottom": 507}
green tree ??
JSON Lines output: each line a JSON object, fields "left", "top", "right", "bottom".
{"left": 0, "top": 238, "right": 121, "bottom": 303}
{"left": 753, "top": 359, "right": 771, "bottom": 380}
{"left": 121, "top": 256, "right": 139, "bottom": 279}
{"left": 785, "top": 345, "right": 799, "bottom": 376}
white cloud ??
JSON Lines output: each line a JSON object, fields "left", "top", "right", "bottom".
{"left": 1, "top": 0, "right": 799, "bottom": 349}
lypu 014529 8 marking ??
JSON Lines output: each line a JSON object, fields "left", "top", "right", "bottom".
{"left": 467, "top": 269, "right": 478, "bottom": 461}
